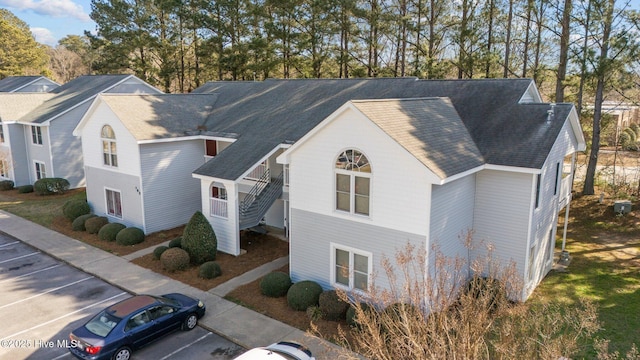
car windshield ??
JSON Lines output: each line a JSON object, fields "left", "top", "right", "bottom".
{"left": 158, "top": 296, "right": 180, "bottom": 307}
{"left": 85, "top": 311, "right": 121, "bottom": 337}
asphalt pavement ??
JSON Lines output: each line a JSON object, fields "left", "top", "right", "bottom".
{"left": 0, "top": 210, "right": 354, "bottom": 359}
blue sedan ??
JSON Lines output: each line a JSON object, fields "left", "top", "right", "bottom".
{"left": 68, "top": 293, "right": 206, "bottom": 360}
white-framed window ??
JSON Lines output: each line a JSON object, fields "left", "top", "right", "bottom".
{"left": 534, "top": 173, "right": 541, "bottom": 209}
{"left": 0, "top": 160, "right": 8, "bottom": 178}
{"left": 331, "top": 243, "right": 372, "bottom": 291}
{"left": 106, "top": 188, "right": 122, "bottom": 218}
{"left": 335, "top": 149, "right": 371, "bottom": 216}
{"left": 31, "top": 126, "right": 42, "bottom": 145}
{"left": 210, "top": 184, "right": 228, "bottom": 218}
{"left": 528, "top": 243, "right": 536, "bottom": 282}
{"left": 34, "top": 161, "right": 46, "bottom": 180}
{"left": 101, "top": 125, "right": 117, "bottom": 167}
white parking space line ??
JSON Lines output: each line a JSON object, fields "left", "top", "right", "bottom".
{"left": 0, "top": 264, "right": 61, "bottom": 284}
{"left": 159, "top": 332, "right": 213, "bottom": 360}
{"left": 0, "top": 292, "right": 127, "bottom": 341}
{"left": 0, "top": 276, "right": 94, "bottom": 310}
{"left": 0, "top": 252, "right": 40, "bottom": 264}
{"left": 0, "top": 241, "right": 19, "bottom": 248}
{"left": 51, "top": 352, "right": 72, "bottom": 359}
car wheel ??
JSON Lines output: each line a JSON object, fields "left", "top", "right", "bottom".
{"left": 182, "top": 313, "right": 198, "bottom": 331}
{"left": 112, "top": 346, "right": 132, "bottom": 360}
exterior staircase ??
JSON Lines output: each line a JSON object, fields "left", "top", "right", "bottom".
{"left": 239, "top": 170, "right": 284, "bottom": 230}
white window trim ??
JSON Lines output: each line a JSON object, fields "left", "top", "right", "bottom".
{"left": 34, "top": 161, "right": 46, "bottom": 180}
{"left": 105, "top": 187, "right": 123, "bottom": 219}
{"left": 101, "top": 125, "right": 118, "bottom": 167}
{"left": 334, "top": 148, "right": 372, "bottom": 217}
{"left": 31, "top": 126, "right": 43, "bottom": 145}
{"left": 209, "top": 184, "right": 228, "bottom": 219}
{"left": 330, "top": 243, "right": 372, "bottom": 292}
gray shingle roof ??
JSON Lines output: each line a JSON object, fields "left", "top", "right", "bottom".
{"left": 0, "top": 76, "right": 47, "bottom": 92}
{"left": 351, "top": 98, "right": 484, "bottom": 178}
{"left": 98, "top": 94, "right": 218, "bottom": 140}
{"left": 19, "top": 75, "right": 136, "bottom": 124}
{"left": 191, "top": 78, "right": 566, "bottom": 181}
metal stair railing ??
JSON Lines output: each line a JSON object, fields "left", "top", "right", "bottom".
{"left": 239, "top": 172, "right": 284, "bottom": 230}
{"left": 239, "top": 168, "right": 270, "bottom": 215}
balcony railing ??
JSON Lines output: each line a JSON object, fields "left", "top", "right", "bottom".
{"left": 210, "top": 197, "right": 228, "bottom": 218}
{"left": 245, "top": 162, "right": 267, "bottom": 181}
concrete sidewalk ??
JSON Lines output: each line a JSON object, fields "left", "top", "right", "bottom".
{"left": 0, "top": 210, "right": 355, "bottom": 359}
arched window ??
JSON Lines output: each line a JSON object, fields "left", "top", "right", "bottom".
{"left": 335, "top": 149, "right": 371, "bottom": 216}
{"left": 101, "top": 125, "right": 117, "bottom": 167}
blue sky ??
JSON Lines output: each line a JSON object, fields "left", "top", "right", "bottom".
{"left": 0, "top": 0, "right": 95, "bottom": 46}
{"left": 2, "top": 0, "right": 640, "bottom": 47}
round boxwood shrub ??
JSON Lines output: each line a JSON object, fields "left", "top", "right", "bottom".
{"left": 346, "top": 302, "right": 373, "bottom": 328}
{"left": 260, "top": 271, "right": 292, "bottom": 298}
{"left": 98, "top": 222, "right": 126, "bottom": 241}
{"left": 0, "top": 180, "right": 14, "bottom": 191}
{"left": 34, "top": 177, "right": 69, "bottom": 195}
{"left": 198, "top": 261, "right": 222, "bottom": 279}
{"left": 17, "top": 185, "right": 34, "bottom": 193}
{"left": 153, "top": 245, "right": 169, "bottom": 260}
{"left": 62, "top": 199, "right": 91, "bottom": 220}
{"left": 160, "top": 247, "right": 190, "bottom": 272}
{"left": 286, "top": 280, "right": 323, "bottom": 311}
{"left": 85, "top": 216, "right": 108, "bottom": 234}
{"left": 116, "top": 227, "right": 145, "bottom": 246}
{"left": 319, "top": 290, "right": 349, "bottom": 321}
{"left": 71, "top": 213, "right": 96, "bottom": 231}
{"left": 181, "top": 211, "right": 217, "bottom": 264}
{"left": 168, "top": 236, "right": 182, "bottom": 248}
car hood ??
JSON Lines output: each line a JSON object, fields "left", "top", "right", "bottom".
{"left": 163, "top": 293, "right": 198, "bottom": 307}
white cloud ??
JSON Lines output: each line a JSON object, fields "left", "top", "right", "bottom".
{"left": 0, "top": 0, "right": 91, "bottom": 22}
{"left": 30, "top": 27, "right": 57, "bottom": 46}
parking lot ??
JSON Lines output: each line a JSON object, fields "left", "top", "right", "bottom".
{"left": 0, "top": 232, "right": 245, "bottom": 360}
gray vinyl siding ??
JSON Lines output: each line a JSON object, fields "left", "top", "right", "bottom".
{"left": 430, "top": 175, "right": 476, "bottom": 261}
{"left": 49, "top": 105, "right": 89, "bottom": 188}
{"left": 473, "top": 170, "right": 532, "bottom": 277}
{"left": 6, "top": 124, "right": 29, "bottom": 185}
{"left": 290, "top": 208, "right": 426, "bottom": 291}
{"left": 85, "top": 166, "right": 143, "bottom": 228}
{"left": 140, "top": 140, "right": 205, "bottom": 234}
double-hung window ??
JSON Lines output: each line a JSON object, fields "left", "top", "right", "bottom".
{"left": 34, "top": 161, "right": 46, "bottom": 180}
{"left": 335, "top": 149, "right": 371, "bottom": 216}
{"left": 31, "top": 126, "right": 42, "bottom": 145}
{"left": 101, "top": 125, "right": 117, "bottom": 167}
{"left": 332, "top": 244, "right": 371, "bottom": 291}
{"left": 106, "top": 189, "right": 122, "bottom": 218}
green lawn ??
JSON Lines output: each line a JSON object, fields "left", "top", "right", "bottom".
{"left": 531, "top": 194, "right": 640, "bottom": 358}
{"left": 0, "top": 188, "right": 86, "bottom": 227}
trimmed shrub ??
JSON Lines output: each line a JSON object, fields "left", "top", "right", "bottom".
{"left": 160, "top": 247, "right": 190, "bottom": 272}
{"left": 153, "top": 246, "right": 169, "bottom": 260}
{"left": 198, "top": 261, "right": 222, "bottom": 279}
{"left": 287, "top": 280, "right": 323, "bottom": 311}
{"left": 62, "top": 199, "right": 91, "bottom": 220}
{"left": 319, "top": 290, "right": 349, "bottom": 321}
{"left": 98, "top": 223, "right": 126, "bottom": 241}
{"left": 182, "top": 211, "right": 217, "bottom": 265}
{"left": 71, "top": 214, "right": 96, "bottom": 231}
{"left": 346, "top": 303, "right": 373, "bottom": 328}
{"left": 168, "top": 236, "right": 182, "bottom": 248}
{"left": 116, "top": 227, "right": 145, "bottom": 246}
{"left": 34, "top": 177, "right": 69, "bottom": 195}
{"left": 0, "top": 180, "right": 14, "bottom": 191}
{"left": 260, "top": 271, "right": 292, "bottom": 298}
{"left": 17, "top": 185, "right": 33, "bottom": 193}
{"left": 85, "top": 216, "right": 108, "bottom": 234}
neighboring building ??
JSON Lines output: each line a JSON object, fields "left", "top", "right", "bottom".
{"left": 74, "top": 93, "right": 218, "bottom": 233}
{"left": 0, "top": 76, "right": 59, "bottom": 93}
{"left": 10, "top": 75, "right": 161, "bottom": 188}
{"left": 73, "top": 78, "right": 585, "bottom": 301}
